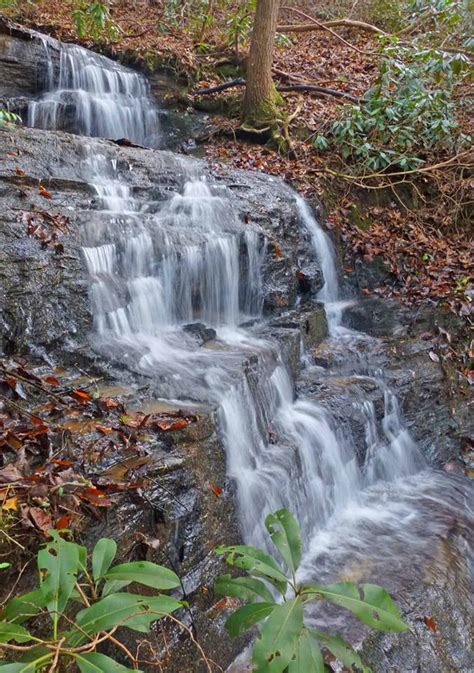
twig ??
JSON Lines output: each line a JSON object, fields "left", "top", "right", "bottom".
{"left": 0, "top": 365, "right": 64, "bottom": 404}
{"left": 47, "top": 636, "right": 65, "bottom": 673}
{"left": 316, "top": 149, "right": 473, "bottom": 181}
{"left": 0, "top": 393, "right": 39, "bottom": 419}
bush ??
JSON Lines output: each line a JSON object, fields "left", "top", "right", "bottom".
{"left": 316, "top": 41, "right": 471, "bottom": 172}
{"left": 71, "top": 1, "right": 121, "bottom": 42}
{"left": 0, "top": 532, "right": 182, "bottom": 672}
{"left": 216, "top": 509, "right": 407, "bottom": 672}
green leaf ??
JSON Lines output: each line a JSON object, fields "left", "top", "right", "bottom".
{"left": 224, "top": 603, "right": 276, "bottom": 637}
{"left": 101, "top": 579, "right": 131, "bottom": 597}
{"left": 265, "top": 509, "right": 302, "bottom": 576}
{"left": 306, "top": 582, "right": 407, "bottom": 632}
{"left": 92, "top": 538, "right": 117, "bottom": 581}
{"left": 104, "top": 561, "right": 179, "bottom": 590}
{"left": 215, "top": 574, "right": 275, "bottom": 604}
{"left": 69, "top": 593, "right": 182, "bottom": 645}
{"left": 75, "top": 652, "right": 142, "bottom": 673}
{"left": 313, "top": 631, "right": 371, "bottom": 673}
{"left": 37, "top": 532, "right": 80, "bottom": 635}
{"left": 1, "top": 589, "right": 46, "bottom": 624}
{"left": 0, "top": 654, "right": 53, "bottom": 673}
{"left": 288, "top": 630, "right": 324, "bottom": 673}
{"left": 252, "top": 597, "right": 304, "bottom": 673}
{"left": 0, "top": 623, "right": 33, "bottom": 644}
{"left": 216, "top": 545, "right": 288, "bottom": 594}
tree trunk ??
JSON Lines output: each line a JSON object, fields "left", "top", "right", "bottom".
{"left": 242, "top": 0, "right": 282, "bottom": 127}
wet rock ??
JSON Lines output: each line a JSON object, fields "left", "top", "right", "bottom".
{"left": 0, "top": 126, "right": 322, "bottom": 355}
{"left": 183, "top": 322, "right": 217, "bottom": 344}
{"left": 361, "top": 524, "right": 472, "bottom": 673}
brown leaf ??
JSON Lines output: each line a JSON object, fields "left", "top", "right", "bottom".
{"left": 0, "top": 464, "right": 23, "bottom": 483}
{"left": 152, "top": 418, "right": 189, "bottom": 431}
{"left": 28, "top": 506, "right": 53, "bottom": 532}
{"left": 96, "top": 424, "right": 113, "bottom": 435}
{"left": 44, "top": 375, "right": 60, "bottom": 386}
{"left": 55, "top": 514, "right": 75, "bottom": 530}
{"left": 15, "top": 167, "right": 25, "bottom": 176}
{"left": 424, "top": 616, "right": 437, "bottom": 632}
{"left": 38, "top": 185, "right": 52, "bottom": 199}
{"left": 70, "top": 389, "right": 91, "bottom": 404}
{"left": 80, "top": 487, "right": 112, "bottom": 507}
{"left": 209, "top": 483, "right": 222, "bottom": 497}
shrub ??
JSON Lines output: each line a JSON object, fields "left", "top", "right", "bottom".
{"left": 71, "top": 1, "right": 121, "bottom": 42}
{"left": 216, "top": 509, "right": 407, "bottom": 672}
{"left": 316, "top": 41, "right": 471, "bottom": 172}
{"left": 0, "top": 532, "right": 182, "bottom": 672}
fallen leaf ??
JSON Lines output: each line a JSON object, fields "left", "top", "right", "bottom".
{"left": 38, "top": 185, "right": 52, "bottom": 199}
{"left": 209, "top": 483, "right": 222, "bottom": 497}
{"left": 70, "top": 389, "right": 91, "bottom": 404}
{"left": 44, "top": 375, "right": 60, "bottom": 386}
{"left": 0, "top": 464, "right": 23, "bottom": 483}
{"left": 424, "top": 616, "right": 437, "bottom": 632}
{"left": 1, "top": 497, "right": 18, "bottom": 511}
{"left": 28, "top": 507, "right": 53, "bottom": 532}
{"left": 152, "top": 418, "right": 189, "bottom": 431}
{"left": 15, "top": 167, "right": 25, "bottom": 176}
{"left": 80, "top": 487, "right": 112, "bottom": 507}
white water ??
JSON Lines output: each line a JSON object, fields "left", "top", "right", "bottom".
{"left": 28, "top": 37, "right": 471, "bottom": 603}
{"left": 28, "top": 35, "right": 159, "bottom": 145}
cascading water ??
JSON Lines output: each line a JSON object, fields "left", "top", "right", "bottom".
{"left": 27, "top": 34, "right": 471, "bottom": 654}
{"left": 28, "top": 35, "right": 159, "bottom": 146}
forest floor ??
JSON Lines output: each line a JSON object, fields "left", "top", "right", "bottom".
{"left": 3, "top": 0, "right": 473, "bottom": 384}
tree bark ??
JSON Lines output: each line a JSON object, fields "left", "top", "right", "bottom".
{"left": 242, "top": 0, "right": 282, "bottom": 125}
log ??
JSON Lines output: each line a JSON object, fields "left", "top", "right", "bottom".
{"left": 194, "top": 79, "right": 359, "bottom": 102}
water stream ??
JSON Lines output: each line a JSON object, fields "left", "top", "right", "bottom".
{"left": 27, "top": 35, "right": 471, "bottom": 652}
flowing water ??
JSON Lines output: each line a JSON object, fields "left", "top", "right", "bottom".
{"left": 28, "top": 35, "right": 471, "bottom": 651}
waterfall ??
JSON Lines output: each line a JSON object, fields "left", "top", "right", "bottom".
{"left": 28, "top": 35, "right": 159, "bottom": 146}
{"left": 28, "top": 36, "right": 470, "bottom": 607}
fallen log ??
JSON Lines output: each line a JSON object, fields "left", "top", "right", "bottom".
{"left": 194, "top": 78, "right": 359, "bottom": 102}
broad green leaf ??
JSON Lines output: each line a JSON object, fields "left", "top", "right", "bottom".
{"left": 101, "top": 579, "right": 131, "bottom": 597}
{"left": 215, "top": 574, "right": 275, "bottom": 604}
{"left": 252, "top": 597, "right": 304, "bottom": 673}
{"left": 75, "top": 652, "right": 141, "bottom": 673}
{"left": 307, "top": 582, "right": 407, "bottom": 632}
{"left": 1, "top": 589, "right": 46, "bottom": 623}
{"left": 216, "top": 544, "right": 288, "bottom": 594}
{"left": 265, "top": 509, "right": 302, "bottom": 576}
{"left": 0, "top": 623, "right": 34, "bottom": 644}
{"left": 313, "top": 631, "right": 371, "bottom": 673}
{"left": 224, "top": 602, "right": 276, "bottom": 637}
{"left": 0, "top": 654, "right": 53, "bottom": 672}
{"left": 37, "top": 531, "right": 80, "bottom": 633}
{"left": 104, "top": 561, "right": 179, "bottom": 590}
{"left": 69, "top": 593, "right": 182, "bottom": 645}
{"left": 288, "top": 630, "right": 324, "bottom": 673}
{"left": 92, "top": 538, "right": 117, "bottom": 581}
